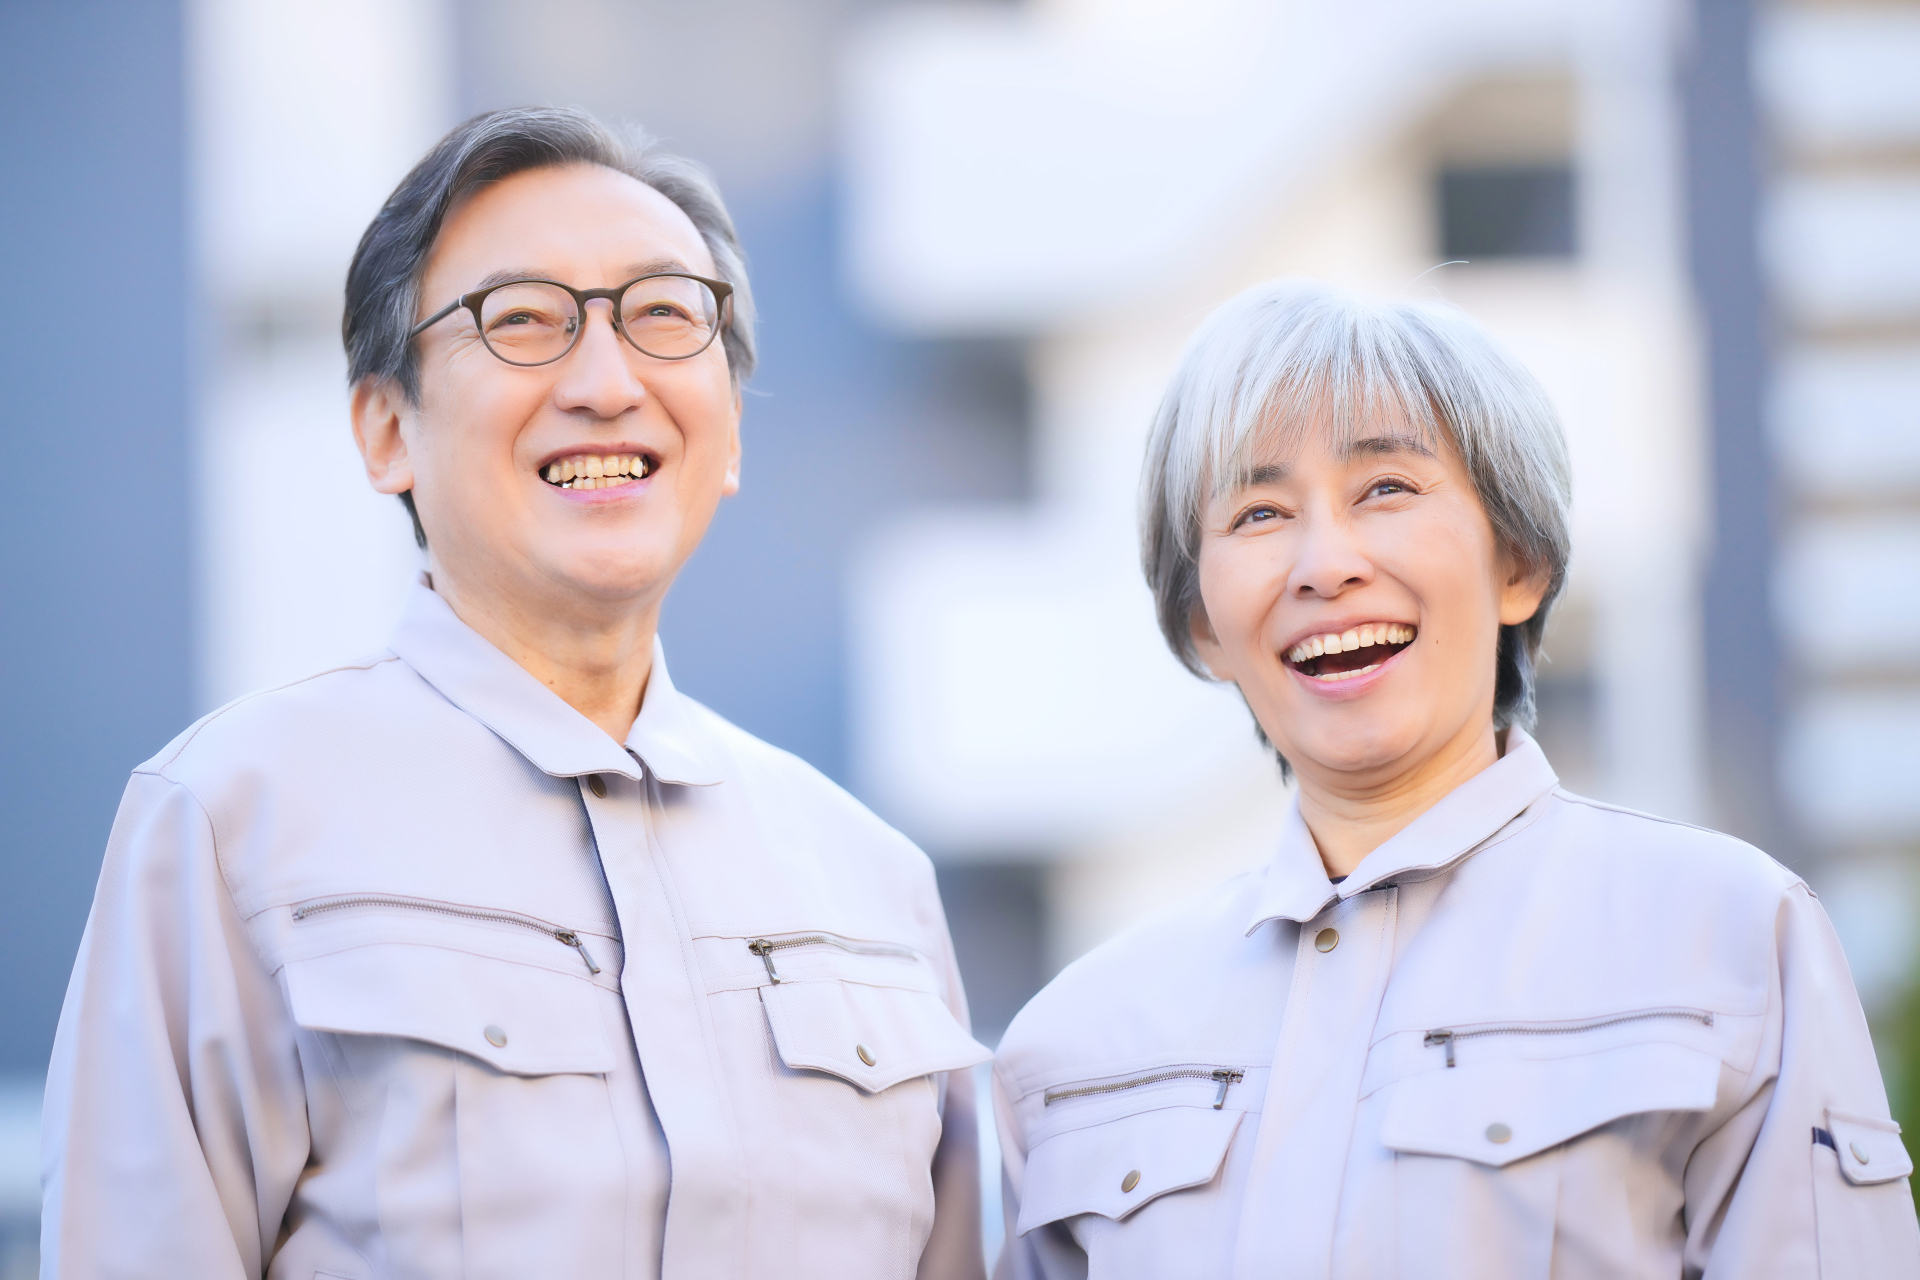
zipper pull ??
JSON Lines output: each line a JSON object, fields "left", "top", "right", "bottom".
{"left": 1210, "top": 1069, "right": 1245, "bottom": 1109}
{"left": 1424, "top": 1030, "right": 1456, "bottom": 1067}
{"left": 554, "top": 930, "right": 601, "bottom": 975}
{"left": 748, "top": 938, "right": 781, "bottom": 983}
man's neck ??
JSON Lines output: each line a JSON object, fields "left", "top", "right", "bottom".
{"left": 428, "top": 565, "right": 660, "bottom": 744}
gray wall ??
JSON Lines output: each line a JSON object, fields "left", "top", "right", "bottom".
{"left": 0, "top": 0, "right": 193, "bottom": 1074}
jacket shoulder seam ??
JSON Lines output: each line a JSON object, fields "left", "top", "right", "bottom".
{"left": 141, "top": 652, "right": 403, "bottom": 774}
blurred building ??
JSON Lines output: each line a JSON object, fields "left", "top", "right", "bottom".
{"left": 1747, "top": 1, "right": 1920, "bottom": 1040}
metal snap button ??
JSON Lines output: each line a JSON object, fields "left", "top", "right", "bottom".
{"left": 484, "top": 1025, "right": 509, "bottom": 1048}
{"left": 586, "top": 774, "right": 607, "bottom": 798}
{"left": 1486, "top": 1122, "right": 1512, "bottom": 1144}
{"left": 1121, "top": 1169, "right": 1141, "bottom": 1193}
{"left": 856, "top": 1043, "right": 876, "bottom": 1067}
{"left": 1315, "top": 928, "right": 1339, "bottom": 953}
{"left": 1850, "top": 1141, "right": 1871, "bottom": 1165}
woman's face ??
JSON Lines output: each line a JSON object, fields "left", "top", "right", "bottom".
{"left": 1190, "top": 417, "right": 1547, "bottom": 792}
{"left": 356, "top": 162, "right": 741, "bottom": 617}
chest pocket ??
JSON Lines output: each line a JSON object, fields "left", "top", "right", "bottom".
{"left": 283, "top": 941, "right": 617, "bottom": 1075}
{"left": 762, "top": 978, "right": 989, "bottom": 1092}
{"left": 277, "top": 896, "right": 629, "bottom": 1279}
{"left": 1380, "top": 1039, "right": 1723, "bottom": 1167}
{"left": 1375, "top": 1036, "right": 1724, "bottom": 1280}
{"left": 738, "top": 930, "right": 989, "bottom": 1091}
{"left": 279, "top": 893, "right": 618, "bottom": 1073}
{"left": 1017, "top": 1106, "right": 1244, "bottom": 1235}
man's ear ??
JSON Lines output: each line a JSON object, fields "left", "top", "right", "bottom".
{"left": 352, "top": 378, "right": 415, "bottom": 497}
{"left": 720, "top": 384, "right": 743, "bottom": 497}
{"left": 1498, "top": 552, "right": 1553, "bottom": 627}
{"left": 1188, "top": 605, "right": 1234, "bottom": 682}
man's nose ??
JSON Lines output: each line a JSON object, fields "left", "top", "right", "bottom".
{"left": 554, "top": 299, "right": 647, "bottom": 416}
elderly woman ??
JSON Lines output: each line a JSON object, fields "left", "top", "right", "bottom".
{"left": 41, "top": 107, "right": 988, "bottom": 1279}
{"left": 991, "top": 281, "right": 1919, "bottom": 1278}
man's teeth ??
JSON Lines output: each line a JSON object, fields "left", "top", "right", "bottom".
{"left": 543, "top": 454, "right": 650, "bottom": 489}
{"left": 1285, "top": 623, "right": 1416, "bottom": 664}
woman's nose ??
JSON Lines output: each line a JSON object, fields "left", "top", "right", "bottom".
{"left": 553, "top": 299, "right": 647, "bottom": 417}
{"left": 1287, "top": 516, "right": 1373, "bottom": 598}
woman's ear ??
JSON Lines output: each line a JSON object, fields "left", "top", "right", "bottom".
{"left": 352, "top": 378, "right": 415, "bottom": 497}
{"left": 1498, "top": 553, "right": 1552, "bottom": 627}
{"left": 1189, "top": 606, "right": 1235, "bottom": 682}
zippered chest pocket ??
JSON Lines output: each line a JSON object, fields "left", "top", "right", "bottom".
{"left": 278, "top": 893, "right": 620, "bottom": 1076}
{"left": 1014, "top": 1064, "right": 1256, "bottom": 1236}
{"left": 738, "top": 931, "right": 989, "bottom": 1093}
{"left": 1381, "top": 1009, "right": 1724, "bottom": 1167}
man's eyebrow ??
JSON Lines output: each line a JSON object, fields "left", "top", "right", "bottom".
{"left": 465, "top": 259, "right": 694, "bottom": 292}
{"left": 1341, "top": 433, "right": 1435, "bottom": 461}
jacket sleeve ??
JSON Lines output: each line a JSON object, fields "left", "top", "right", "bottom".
{"left": 40, "top": 769, "right": 310, "bottom": 1279}
{"left": 1684, "top": 880, "right": 1920, "bottom": 1277}
{"left": 990, "top": 1065, "right": 1088, "bottom": 1280}
{"left": 917, "top": 909, "right": 988, "bottom": 1280}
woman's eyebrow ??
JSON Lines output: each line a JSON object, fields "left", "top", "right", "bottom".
{"left": 1234, "top": 462, "right": 1290, "bottom": 488}
{"left": 1342, "top": 434, "right": 1435, "bottom": 461}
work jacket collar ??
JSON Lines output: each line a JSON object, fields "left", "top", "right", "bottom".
{"left": 1245, "top": 728, "right": 1559, "bottom": 931}
{"left": 388, "top": 575, "right": 724, "bottom": 787}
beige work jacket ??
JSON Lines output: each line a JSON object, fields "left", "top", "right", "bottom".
{"left": 993, "top": 731, "right": 1919, "bottom": 1279}
{"left": 42, "top": 579, "right": 989, "bottom": 1280}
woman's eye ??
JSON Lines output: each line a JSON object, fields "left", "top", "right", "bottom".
{"left": 1368, "top": 479, "right": 1413, "bottom": 499}
{"left": 1235, "top": 505, "right": 1280, "bottom": 529}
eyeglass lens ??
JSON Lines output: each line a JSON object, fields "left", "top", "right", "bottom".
{"left": 476, "top": 277, "right": 720, "bottom": 365}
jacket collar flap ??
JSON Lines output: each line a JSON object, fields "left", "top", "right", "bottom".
{"left": 1244, "top": 729, "right": 1559, "bottom": 932}
{"left": 388, "top": 578, "right": 722, "bottom": 787}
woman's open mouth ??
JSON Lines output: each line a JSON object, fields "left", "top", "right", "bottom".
{"left": 1284, "top": 623, "right": 1416, "bottom": 683}
{"left": 541, "top": 452, "right": 654, "bottom": 491}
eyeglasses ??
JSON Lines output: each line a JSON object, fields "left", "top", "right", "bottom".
{"left": 407, "top": 272, "right": 734, "bottom": 367}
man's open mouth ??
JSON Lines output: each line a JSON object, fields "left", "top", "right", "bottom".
{"left": 1284, "top": 624, "right": 1416, "bottom": 683}
{"left": 541, "top": 452, "right": 654, "bottom": 491}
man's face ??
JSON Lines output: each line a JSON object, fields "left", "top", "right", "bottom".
{"left": 358, "top": 162, "right": 741, "bottom": 620}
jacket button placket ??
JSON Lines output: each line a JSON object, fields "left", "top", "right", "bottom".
{"left": 1233, "top": 886, "right": 1399, "bottom": 1280}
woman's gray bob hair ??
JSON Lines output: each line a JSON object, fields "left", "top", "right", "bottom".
{"left": 1140, "top": 279, "right": 1572, "bottom": 731}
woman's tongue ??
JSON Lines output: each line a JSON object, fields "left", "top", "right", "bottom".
{"left": 1310, "top": 642, "right": 1403, "bottom": 676}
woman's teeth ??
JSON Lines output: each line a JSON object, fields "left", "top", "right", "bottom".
{"left": 1285, "top": 623, "right": 1415, "bottom": 665}
{"left": 543, "top": 453, "right": 650, "bottom": 489}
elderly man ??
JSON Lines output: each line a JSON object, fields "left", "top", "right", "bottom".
{"left": 42, "top": 107, "right": 988, "bottom": 1279}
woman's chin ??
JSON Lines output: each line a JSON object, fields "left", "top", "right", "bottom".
{"left": 1281, "top": 719, "right": 1427, "bottom": 783}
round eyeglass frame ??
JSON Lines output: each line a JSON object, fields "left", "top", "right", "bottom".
{"left": 406, "top": 271, "right": 735, "bottom": 367}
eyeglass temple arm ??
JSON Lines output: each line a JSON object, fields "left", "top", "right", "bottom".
{"left": 407, "top": 297, "right": 468, "bottom": 341}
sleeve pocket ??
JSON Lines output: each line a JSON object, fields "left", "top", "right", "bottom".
{"left": 1016, "top": 1107, "right": 1243, "bottom": 1235}
{"left": 1824, "top": 1111, "right": 1914, "bottom": 1186}
{"left": 760, "top": 978, "right": 990, "bottom": 1093}
{"left": 1812, "top": 1111, "right": 1920, "bottom": 1275}
{"left": 1380, "top": 1041, "right": 1722, "bottom": 1167}
{"left": 283, "top": 943, "right": 618, "bottom": 1076}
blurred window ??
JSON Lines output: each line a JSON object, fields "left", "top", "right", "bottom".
{"left": 1438, "top": 164, "right": 1576, "bottom": 259}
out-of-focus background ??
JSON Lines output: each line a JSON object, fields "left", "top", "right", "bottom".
{"left": 3, "top": 0, "right": 1917, "bottom": 1267}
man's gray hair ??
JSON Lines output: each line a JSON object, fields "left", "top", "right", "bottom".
{"left": 343, "top": 106, "right": 756, "bottom": 545}
{"left": 1140, "top": 279, "right": 1572, "bottom": 731}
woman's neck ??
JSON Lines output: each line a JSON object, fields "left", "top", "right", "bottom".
{"left": 429, "top": 564, "right": 661, "bottom": 744}
{"left": 1296, "top": 722, "right": 1505, "bottom": 879}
